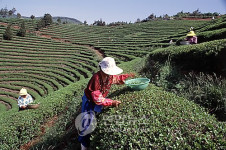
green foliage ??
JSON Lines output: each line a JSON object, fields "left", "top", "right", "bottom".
{"left": 40, "top": 19, "right": 207, "bottom": 61}
{"left": 0, "top": 79, "right": 87, "bottom": 149}
{"left": 0, "top": 16, "right": 225, "bottom": 150}
{"left": 198, "top": 15, "right": 226, "bottom": 32}
{"left": 16, "top": 13, "right": 21, "bottom": 19}
{"left": 0, "top": 23, "right": 98, "bottom": 113}
{"left": 175, "top": 72, "right": 226, "bottom": 119}
{"left": 43, "top": 14, "right": 53, "bottom": 26}
{"left": 30, "top": 93, "right": 84, "bottom": 150}
{"left": 30, "top": 15, "right": 35, "bottom": 20}
{"left": 90, "top": 84, "right": 226, "bottom": 149}
{"left": 36, "top": 19, "right": 45, "bottom": 30}
{"left": 36, "top": 13, "right": 53, "bottom": 30}
{"left": 149, "top": 39, "right": 226, "bottom": 75}
{"left": 27, "top": 58, "right": 145, "bottom": 149}
{"left": 17, "top": 21, "right": 26, "bottom": 37}
{"left": 0, "top": 103, "right": 7, "bottom": 112}
{"left": 3, "top": 24, "right": 13, "bottom": 40}
{"left": 198, "top": 28, "right": 226, "bottom": 43}
{"left": 144, "top": 59, "right": 226, "bottom": 120}
{"left": 93, "top": 19, "right": 106, "bottom": 26}
{"left": 154, "top": 60, "right": 181, "bottom": 89}
{"left": 174, "top": 9, "right": 220, "bottom": 19}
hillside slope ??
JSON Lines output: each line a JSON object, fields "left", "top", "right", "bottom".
{"left": 0, "top": 18, "right": 99, "bottom": 115}
{"left": 30, "top": 58, "right": 226, "bottom": 150}
{"left": 0, "top": 17, "right": 225, "bottom": 149}
{"left": 39, "top": 20, "right": 208, "bottom": 62}
{"left": 0, "top": 18, "right": 207, "bottom": 114}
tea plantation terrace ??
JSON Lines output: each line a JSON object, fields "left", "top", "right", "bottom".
{"left": 0, "top": 17, "right": 225, "bottom": 149}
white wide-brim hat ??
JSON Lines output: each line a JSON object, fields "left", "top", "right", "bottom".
{"left": 19, "top": 88, "right": 28, "bottom": 96}
{"left": 99, "top": 57, "right": 123, "bottom": 75}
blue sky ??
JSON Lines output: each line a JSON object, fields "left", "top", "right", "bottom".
{"left": 0, "top": 0, "right": 225, "bottom": 24}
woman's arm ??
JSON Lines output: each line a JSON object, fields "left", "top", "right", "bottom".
{"left": 91, "top": 90, "right": 121, "bottom": 107}
{"left": 112, "top": 73, "right": 135, "bottom": 84}
{"left": 91, "top": 90, "right": 113, "bottom": 106}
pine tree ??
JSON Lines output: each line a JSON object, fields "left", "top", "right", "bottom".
{"left": 3, "top": 24, "right": 13, "bottom": 40}
{"left": 17, "top": 21, "right": 26, "bottom": 37}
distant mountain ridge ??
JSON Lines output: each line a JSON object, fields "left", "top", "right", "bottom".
{"left": 21, "top": 16, "right": 82, "bottom": 24}
{"left": 0, "top": 15, "right": 82, "bottom": 24}
{"left": 52, "top": 16, "right": 82, "bottom": 24}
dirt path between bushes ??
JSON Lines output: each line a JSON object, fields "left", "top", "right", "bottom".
{"left": 0, "top": 100, "right": 11, "bottom": 110}
{"left": 20, "top": 115, "right": 58, "bottom": 150}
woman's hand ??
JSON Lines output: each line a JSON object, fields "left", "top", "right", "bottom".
{"left": 112, "top": 100, "right": 121, "bottom": 107}
{"left": 129, "top": 72, "right": 136, "bottom": 78}
{"left": 20, "top": 106, "right": 27, "bottom": 109}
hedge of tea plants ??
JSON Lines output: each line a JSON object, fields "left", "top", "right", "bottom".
{"left": 0, "top": 17, "right": 208, "bottom": 113}
{"left": 0, "top": 20, "right": 100, "bottom": 113}
{"left": 0, "top": 79, "right": 88, "bottom": 150}
{"left": 0, "top": 17, "right": 223, "bottom": 149}
{"left": 198, "top": 15, "right": 226, "bottom": 32}
{"left": 174, "top": 15, "right": 226, "bottom": 44}
{"left": 39, "top": 19, "right": 207, "bottom": 61}
{"left": 149, "top": 39, "right": 226, "bottom": 75}
{"left": 27, "top": 58, "right": 226, "bottom": 150}
{"left": 27, "top": 58, "right": 144, "bottom": 149}
{"left": 90, "top": 84, "right": 226, "bottom": 149}
{"left": 142, "top": 20, "right": 226, "bottom": 121}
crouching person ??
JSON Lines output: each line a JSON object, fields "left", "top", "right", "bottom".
{"left": 18, "top": 88, "right": 33, "bottom": 111}
{"left": 77, "top": 57, "right": 135, "bottom": 150}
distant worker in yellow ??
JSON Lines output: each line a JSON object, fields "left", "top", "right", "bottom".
{"left": 186, "top": 28, "right": 197, "bottom": 44}
{"left": 18, "top": 88, "right": 33, "bottom": 111}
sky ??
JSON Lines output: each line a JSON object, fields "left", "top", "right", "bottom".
{"left": 0, "top": 0, "right": 225, "bottom": 24}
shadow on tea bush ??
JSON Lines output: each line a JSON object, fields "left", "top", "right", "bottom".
{"left": 142, "top": 58, "right": 226, "bottom": 121}
{"left": 176, "top": 72, "right": 226, "bottom": 121}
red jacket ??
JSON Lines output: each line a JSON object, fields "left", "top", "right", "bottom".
{"left": 84, "top": 71, "right": 130, "bottom": 106}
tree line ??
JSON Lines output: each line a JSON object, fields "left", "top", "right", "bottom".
{"left": 2, "top": 13, "right": 53, "bottom": 40}
{"left": 0, "top": 7, "right": 22, "bottom": 19}
{"left": 137, "top": 9, "right": 220, "bottom": 23}
{"left": 174, "top": 9, "right": 220, "bottom": 19}
{"left": 95, "top": 9, "right": 221, "bottom": 25}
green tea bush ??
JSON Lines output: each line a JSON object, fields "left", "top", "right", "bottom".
{"left": 30, "top": 94, "right": 84, "bottom": 150}
{"left": 0, "top": 79, "right": 87, "bottom": 150}
{"left": 198, "top": 15, "right": 226, "bottom": 32}
{"left": 90, "top": 84, "right": 226, "bottom": 149}
{"left": 29, "top": 58, "right": 145, "bottom": 149}
{"left": 198, "top": 28, "right": 226, "bottom": 43}
{"left": 149, "top": 39, "right": 226, "bottom": 76}
{"left": 31, "top": 58, "right": 226, "bottom": 149}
